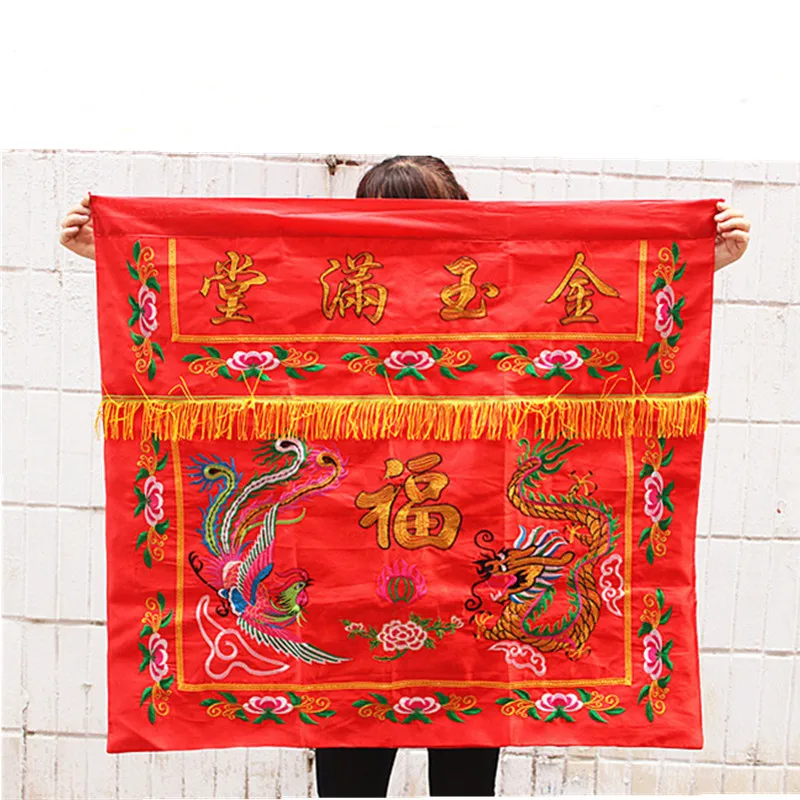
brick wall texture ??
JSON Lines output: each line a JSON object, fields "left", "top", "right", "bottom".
{"left": 2, "top": 151, "right": 799, "bottom": 797}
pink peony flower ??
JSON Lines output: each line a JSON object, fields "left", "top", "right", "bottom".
{"left": 393, "top": 696, "right": 441, "bottom": 716}
{"left": 148, "top": 633, "right": 169, "bottom": 681}
{"left": 226, "top": 350, "right": 281, "bottom": 373}
{"left": 654, "top": 284, "right": 676, "bottom": 339}
{"left": 643, "top": 630, "right": 664, "bottom": 681}
{"left": 376, "top": 559, "right": 428, "bottom": 604}
{"left": 143, "top": 476, "right": 165, "bottom": 528}
{"left": 643, "top": 471, "right": 664, "bottom": 523}
{"left": 376, "top": 619, "right": 428, "bottom": 652}
{"left": 243, "top": 695, "right": 294, "bottom": 716}
{"left": 533, "top": 349, "right": 583, "bottom": 373}
{"left": 345, "top": 622, "right": 366, "bottom": 634}
{"left": 450, "top": 615, "right": 465, "bottom": 629}
{"left": 138, "top": 286, "right": 159, "bottom": 338}
{"left": 383, "top": 350, "right": 435, "bottom": 372}
{"left": 535, "top": 692, "right": 584, "bottom": 714}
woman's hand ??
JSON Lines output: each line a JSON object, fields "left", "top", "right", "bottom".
{"left": 714, "top": 201, "right": 750, "bottom": 271}
{"left": 59, "top": 194, "right": 96, "bottom": 260}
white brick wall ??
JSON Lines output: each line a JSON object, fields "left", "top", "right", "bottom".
{"left": 1, "top": 152, "right": 798, "bottom": 797}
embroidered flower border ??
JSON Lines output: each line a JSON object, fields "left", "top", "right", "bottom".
{"left": 126, "top": 241, "right": 164, "bottom": 380}
{"left": 638, "top": 437, "right": 675, "bottom": 564}
{"left": 637, "top": 589, "right": 674, "bottom": 722}
{"left": 646, "top": 242, "right": 686, "bottom": 380}
{"left": 134, "top": 436, "right": 169, "bottom": 568}
{"left": 138, "top": 593, "right": 174, "bottom": 724}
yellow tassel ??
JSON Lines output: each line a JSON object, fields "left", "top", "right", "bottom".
{"left": 98, "top": 393, "right": 709, "bottom": 442}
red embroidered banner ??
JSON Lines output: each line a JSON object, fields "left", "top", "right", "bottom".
{"left": 93, "top": 197, "right": 715, "bottom": 752}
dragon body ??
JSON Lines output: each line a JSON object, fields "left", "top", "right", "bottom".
{"left": 471, "top": 438, "right": 620, "bottom": 660}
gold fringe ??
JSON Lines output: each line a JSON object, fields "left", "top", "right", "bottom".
{"left": 99, "top": 393, "right": 708, "bottom": 442}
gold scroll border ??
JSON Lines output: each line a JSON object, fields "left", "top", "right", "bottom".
{"left": 168, "top": 238, "right": 648, "bottom": 344}
{"left": 173, "top": 437, "right": 634, "bottom": 692}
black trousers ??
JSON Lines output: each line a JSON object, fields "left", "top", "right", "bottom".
{"left": 315, "top": 747, "right": 500, "bottom": 797}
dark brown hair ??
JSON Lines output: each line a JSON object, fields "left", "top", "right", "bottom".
{"left": 356, "top": 155, "right": 469, "bottom": 200}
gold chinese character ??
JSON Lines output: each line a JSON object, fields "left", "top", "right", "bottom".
{"left": 545, "top": 253, "right": 620, "bottom": 325}
{"left": 199, "top": 251, "right": 268, "bottom": 325}
{"left": 355, "top": 453, "right": 462, "bottom": 550}
{"left": 320, "top": 252, "right": 388, "bottom": 324}
{"left": 439, "top": 257, "right": 500, "bottom": 321}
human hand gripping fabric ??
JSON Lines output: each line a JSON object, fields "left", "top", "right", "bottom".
{"left": 714, "top": 200, "right": 750, "bottom": 271}
{"left": 59, "top": 194, "right": 96, "bottom": 260}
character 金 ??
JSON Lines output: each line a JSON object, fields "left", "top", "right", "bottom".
{"left": 546, "top": 253, "right": 620, "bottom": 325}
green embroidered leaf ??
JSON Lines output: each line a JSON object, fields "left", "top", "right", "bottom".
{"left": 288, "top": 691, "right": 302, "bottom": 706}
{"left": 136, "top": 531, "right": 148, "bottom": 550}
{"left": 653, "top": 360, "right": 662, "bottom": 380}
{"left": 341, "top": 352, "right": 362, "bottom": 361}
{"left": 132, "top": 241, "right": 142, "bottom": 263}
{"left": 352, "top": 699, "right": 371, "bottom": 708}
{"left": 666, "top": 333, "right": 680, "bottom": 347}
{"left": 127, "top": 260, "right": 140, "bottom": 281}
{"left": 219, "top": 692, "right": 238, "bottom": 703}
{"left": 259, "top": 373, "right": 271, "bottom": 382}
{"left": 671, "top": 242, "right": 680, "bottom": 263}
{"left": 370, "top": 693, "right": 389, "bottom": 705}
{"left": 661, "top": 447, "right": 674, "bottom": 467}
{"left": 313, "top": 710, "right": 335, "bottom": 719}
{"left": 673, "top": 311, "right": 684, "bottom": 329}
{"left": 199, "top": 346, "right": 219, "bottom": 359}
{"left": 646, "top": 544, "right": 655, "bottom": 564}
{"left": 527, "top": 707, "right": 540, "bottom": 720}
{"left": 182, "top": 353, "right": 202, "bottom": 363}
{"left": 218, "top": 365, "right": 233, "bottom": 380}
{"left": 663, "top": 496, "right": 674, "bottom": 513}
{"left": 638, "top": 527, "right": 651, "bottom": 546}
{"left": 524, "top": 363, "right": 539, "bottom": 378}
{"left": 490, "top": 351, "right": 510, "bottom": 360}
{"left": 462, "top": 708, "right": 482, "bottom": 716}
{"left": 135, "top": 467, "right": 149, "bottom": 483}
{"left": 456, "top": 363, "right": 477, "bottom": 372}
{"left": 588, "top": 710, "right": 606, "bottom": 723}
{"left": 285, "top": 366, "right": 302, "bottom": 380}
{"left": 662, "top": 654, "right": 674, "bottom": 671}
{"left": 160, "top": 611, "right": 173, "bottom": 628}
{"left": 658, "top": 516, "right": 671, "bottom": 531}
{"left": 272, "top": 345, "right": 289, "bottom": 360}
{"left": 299, "top": 712, "right": 317, "bottom": 725}
{"left": 605, "top": 706, "right": 626, "bottom": 715}
{"left": 646, "top": 341, "right": 660, "bottom": 361}
{"left": 639, "top": 463, "right": 654, "bottom": 479}
{"left": 154, "top": 520, "right": 169, "bottom": 535}
{"left": 651, "top": 276, "right": 667, "bottom": 293}
{"left": 376, "top": 365, "right": 389, "bottom": 378}
{"left": 663, "top": 480, "right": 675, "bottom": 497}
{"left": 386, "top": 710, "right": 399, "bottom": 723}
{"left": 127, "top": 303, "right": 141, "bottom": 327}
{"left": 446, "top": 710, "right": 464, "bottom": 723}
{"left": 496, "top": 697, "right": 513, "bottom": 706}
{"left": 148, "top": 703, "right": 156, "bottom": 725}
{"left": 143, "top": 548, "right": 153, "bottom": 569}
{"left": 423, "top": 638, "right": 436, "bottom": 649}
{"left": 155, "top": 455, "right": 169, "bottom": 473}
{"left": 152, "top": 341, "right": 165, "bottom": 363}
{"left": 131, "top": 331, "right": 145, "bottom": 346}
{"left": 587, "top": 366, "right": 602, "bottom": 380}
{"left": 199, "top": 698, "right": 219, "bottom": 707}
{"left": 434, "top": 692, "right": 449, "bottom": 704}
{"left": 428, "top": 344, "right": 444, "bottom": 360}
{"left": 252, "top": 713, "right": 268, "bottom": 724}
{"left": 645, "top": 701, "right": 654, "bottom": 723}
{"left": 362, "top": 345, "right": 380, "bottom": 358}
{"left": 302, "top": 363, "right": 325, "bottom": 372}
{"left": 576, "top": 344, "right": 593, "bottom": 359}
{"left": 511, "top": 344, "right": 529, "bottom": 357}
{"left": 657, "top": 675, "right": 671, "bottom": 689}
{"left": 147, "top": 360, "right": 156, "bottom": 381}
{"left": 513, "top": 689, "right": 531, "bottom": 701}
{"left": 439, "top": 366, "right": 458, "bottom": 380}
{"left": 145, "top": 276, "right": 161, "bottom": 293}
{"left": 235, "top": 709, "right": 250, "bottom": 722}
{"left": 673, "top": 262, "right": 687, "bottom": 281}
{"left": 638, "top": 622, "right": 653, "bottom": 637}
{"left": 140, "top": 685, "right": 153, "bottom": 706}
{"left": 656, "top": 588, "right": 665, "bottom": 609}
{"left": 662, "top": 639, "right": 674, "bottom": 654}
{"left": 138, "top": 642, "right": 149, "bottom": 656}
{"left": 543, "top": 711, "right": 558, "bottom": 723}
{"left": 160, "top": 675, "right": 175, "bottom": 690}
{"left": 139, "top": 624, "right": 153, "bottom": 638}
{"left": 576, "top": 688, "right": 592, "bottom": 702}
{"left": 152, "top": 437, "right": 160, "bottom": 454}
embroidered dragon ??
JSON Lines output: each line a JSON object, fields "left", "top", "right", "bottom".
{"left": 187, "top": 437, "right": 348, "bottom": 665}
{"left": 467, "top": 438, "right": 620, "bottom": 660}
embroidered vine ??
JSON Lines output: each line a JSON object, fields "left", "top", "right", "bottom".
{"left": 134, "top": 436, "right": 169, "bottom": 568}
{"left": 182, "top": 345, "right": 325, "bottom": 381}
{"left": 490, "top": 344, "right": 623, "bottom": 380}
{"left": 637, "top": 589, "right": 674, "bottom": 722}
{"left": 342, "top": 344, "right": 477, "bottom": 380}
{"left": 138, "top": 593, "right": 174, "bottom": 724}
{"left": 126, "top": 241, "right": 164, "bottom": 380}
{"left": 646, "top": 242, "right": 686, "bottom": 379}
{"left": 496, "top": 688, "right": 625, "bottom": 723}
{"left": 353, "top": 692, "right": 482, "bottom": 724}
{"left": 200, "top": 691, "right": 336, "bottom": 725}
{"left": 342, "top": 613, "right": 464, "bottom": 661}
{"left": 638, "top": 437, "right": 675, "bottom": 564}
